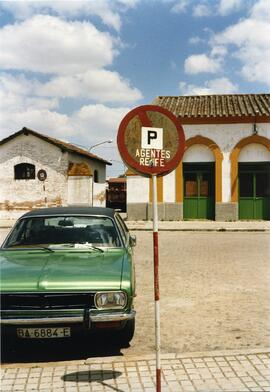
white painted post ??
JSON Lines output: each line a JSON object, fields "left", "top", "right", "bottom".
{"left": 152, "top": 174, "right": 161, "bottom": 392}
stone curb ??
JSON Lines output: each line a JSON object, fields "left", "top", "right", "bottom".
{"left": 2, "top": 348, "right": 270, "bottom": 369}
{"left": 84, "top": 347, "right": 270, "bottom": 364}
{"left": 129, "top": 227, "right": 269, "bottom": 232}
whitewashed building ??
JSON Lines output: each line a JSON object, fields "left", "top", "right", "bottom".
{"left": 127, "top": 94, "right": 270, "bottom": 221}
{"left": 0, "top": 127, "right": 111, "bottom": 222}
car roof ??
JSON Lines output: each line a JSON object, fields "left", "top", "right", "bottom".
{"left": 20, "top": 207, "right": 116, "bottom": 219}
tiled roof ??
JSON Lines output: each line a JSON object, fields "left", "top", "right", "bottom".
{"left": 152, "top": 94, "right": 270, "bottom": 122}
{"left": 0, "top": 127, "right": 111, "bottom": 165}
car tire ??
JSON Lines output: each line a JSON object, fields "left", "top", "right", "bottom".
{"left": 117, "top": 318, "right": 135, "bottom": 346}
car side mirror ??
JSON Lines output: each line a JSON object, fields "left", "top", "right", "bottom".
{"left": 129, "top": 234, "right": 137, "bottom": 247}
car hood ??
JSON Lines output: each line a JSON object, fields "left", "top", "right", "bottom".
{"left": 0, "top": 248, "right": 125, "bottom": 292}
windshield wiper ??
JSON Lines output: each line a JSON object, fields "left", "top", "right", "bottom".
{"left": 32, "top": 246, "right": 54, "bottom": 253}
{"left": 46, "top": 243, "right": 104, "bottom": 253}
{"left": 75, "top": 243, "right": 104, "bottom": 253}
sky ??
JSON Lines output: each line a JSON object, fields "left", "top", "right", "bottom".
{"left": 0, "top": 0, "right": 270, "bottom": 177}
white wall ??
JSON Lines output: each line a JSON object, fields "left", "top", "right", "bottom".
{"left": 183, "top": 144, "right": 215, "bottom": 162}
{"left": 239, "top": 143, "right": 270, "bottom": 162}
{"left": 0, "top": 134, "right": 69, "bottom": 207}
{"left": 67, "top": 176, "right": 92, "bottom": 205}
{"left": 182, "top": 123, "right": 270, "bottom": 152}
{"left": 181, "top": 123, "right": 270, "bottom": 203}
{"left": 0, "top": 132, "right": 109, "bottom": 221}
{"left": 127, "top": 176, "right": 149, "bottom": 203}
{"left": 163, "top": 170, "right": 175, "bottom": 202}
{"left": 126, "top": 122, "right": 270, "bottom": 204}
{"left": 93, "top": 182, "right": 106, "bottom": 207}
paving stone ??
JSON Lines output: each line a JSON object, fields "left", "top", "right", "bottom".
{"left": 2, "top": 350, "right": 270, "bottom": 391}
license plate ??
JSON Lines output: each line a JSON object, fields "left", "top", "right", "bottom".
{"left": 16, "top": 327, "right": 71, "bottom": 339}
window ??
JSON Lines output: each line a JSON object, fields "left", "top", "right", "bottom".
{"left": 14, "top": 163, "right": 35, "bottom": 180}
{"left": 4, "top": 216, "right": 122, "bottom": 248}
{"left": 115, "top": 213, "right": 128, "bottom": 244}
{"left": 94, "top": 170, "right": 99, "bottom": 183}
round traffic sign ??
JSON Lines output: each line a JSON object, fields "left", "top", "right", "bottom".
{"left": 117, "top": 105, "right": 185, "bottom": 177}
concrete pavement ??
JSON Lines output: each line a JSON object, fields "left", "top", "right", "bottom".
{"left": 126, "top": 220, "right": 270, "bottom": 232}
{"left": 1, "top": 348, "right": 270, "bottom": 391}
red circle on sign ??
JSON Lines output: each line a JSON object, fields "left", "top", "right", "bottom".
{"left": 117, "top": 105, "right": 185, "bottom": 176}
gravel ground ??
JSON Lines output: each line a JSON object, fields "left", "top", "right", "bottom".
{"left": 1, "top": 229, "right": 270, "bottom": 361}
{"left": 124, "top": 231, "right": 270, "bottom": 356}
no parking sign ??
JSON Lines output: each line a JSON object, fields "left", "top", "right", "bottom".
{"left": 117, "top": 105, "right": 185, "bottom": 176}
{"left": 117, "top": 105, "right": 185, "bottom": 392}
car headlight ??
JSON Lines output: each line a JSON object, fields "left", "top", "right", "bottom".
{"left": 94, "top": 291, "right": 127, "bottom": 310}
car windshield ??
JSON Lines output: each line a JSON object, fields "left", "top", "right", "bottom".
{"left": 4, "top": 216, "right": 122, "bottom": 248}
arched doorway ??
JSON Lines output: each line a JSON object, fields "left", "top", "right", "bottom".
{"left": 231, "top": 136, "right": 270, "bottom": 220}
{"left": 182, "top": 136, "right": 222, "bottom": 219}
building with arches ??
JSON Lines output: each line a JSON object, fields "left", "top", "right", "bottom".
{"left": 0, "top": 127, "right": 111, "bottom": 222}
{"left": 127, "top": 94, "right": 270, "bottom": 221}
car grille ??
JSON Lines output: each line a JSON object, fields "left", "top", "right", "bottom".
{"left": 1, "top": 293, "right": 95, "bottom": 310}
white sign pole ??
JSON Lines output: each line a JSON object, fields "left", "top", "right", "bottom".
{"left": 117, "top": 105, "right": 186, "bottom": 392}
{"left": 152, "top": 174, "right": 161, "bottom": 392}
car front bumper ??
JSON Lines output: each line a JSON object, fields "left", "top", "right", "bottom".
{"left": 0, "top": 309, "right": 136, "bottom": 326}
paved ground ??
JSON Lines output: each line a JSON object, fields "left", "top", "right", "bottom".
{"left": 129, "top": 231, "right": 270, "bottom": 356}
{"left": 126, "top": 220, "right": 270, "bottom": 232}
{"left": 1, "top": 349, "right": 270, "bottom": 391}
{"left": 1, "top": 228, "right": 270, "bottom": 391}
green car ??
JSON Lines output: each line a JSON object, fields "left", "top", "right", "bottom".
{"left": 0, "top": 207, "right": 136, "bottom": 344}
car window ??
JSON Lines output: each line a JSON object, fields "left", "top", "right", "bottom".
{"left": 115, "top": 214, "right": 129, "bottom": 245}
{"left": 4, "top": 216, "right": 122, "bottom": 248}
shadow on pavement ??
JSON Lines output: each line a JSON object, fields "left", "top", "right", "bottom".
{"left": 63, "top": 370, "right": 123, "bottom": 392}
{"left": 1, "top": 331, "right": 128, "bottom": 364}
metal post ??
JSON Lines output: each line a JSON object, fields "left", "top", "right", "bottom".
{"left": 152, "top": 174, "right": 161, "bottom": 392}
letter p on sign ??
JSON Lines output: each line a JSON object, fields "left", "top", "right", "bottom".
{"left": 141, "top": 127, "right": 163, "bottom": 150}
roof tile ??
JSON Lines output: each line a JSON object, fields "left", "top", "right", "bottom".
{"left": 154, "top": 94, "right": 270, "bottom": 120}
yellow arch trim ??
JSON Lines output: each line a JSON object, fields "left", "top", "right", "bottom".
{"left": 230, "top": 135, "right": 270, "bottom": 202}
{"left": 176, "top": 135, "right": 223, "bottom": 203}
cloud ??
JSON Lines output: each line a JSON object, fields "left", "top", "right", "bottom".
{"left": 0, "top": 15, "right": 117, "bottom": 75}
{"left": 0, "top": 74, "right": 132, "bottom": 145}
{"left": 39, "top": 70, "right": 143, "bottom": 103}
{"left": 0, "top": 73, "right": 59, "bottom": 111}
{"left": 0, "top": 93, "right": 130, "bottom": 154}
{"left": 179, "top": 77, "right": 239, "bottom": 95}
{"left": 0, "top": 0, "right": 140, "bottom": 31}
{"left": 193, "top": 4, "right": 212, "bottom": 17}
{"left": 184, "top": 54, "right": 221, "bottom": 74}
{"left": 189, "top": 36, "right": 205, "bottom": 45}
{"left": 73, "top": 104, "right": 131, "bottom": 141}
{"left": 218, "top": 0, "right": 244, "bottom": 16}
{"left": 0, "top": 6, "right": 143, "bottom": 149}
{"left": 213, "top": 0, "right": 270, "bottom": 85}
{"left": 0, "top": 69, "right": 142, "bottom": 104}
{"left": 210, "top": 45, "right": 228, "bottom": 57}
{"left": 170, "top": 0, "right": 189, "bottom": 13}
{"left": 0, "top": 14, "right": 142, "bottom": 103}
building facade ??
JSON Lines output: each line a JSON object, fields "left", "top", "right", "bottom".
{"left": 127, "top": 94, "right": 270, "bottom": 221}
{"left": 0, "top": 127, "right": 111, "bottom": 221}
